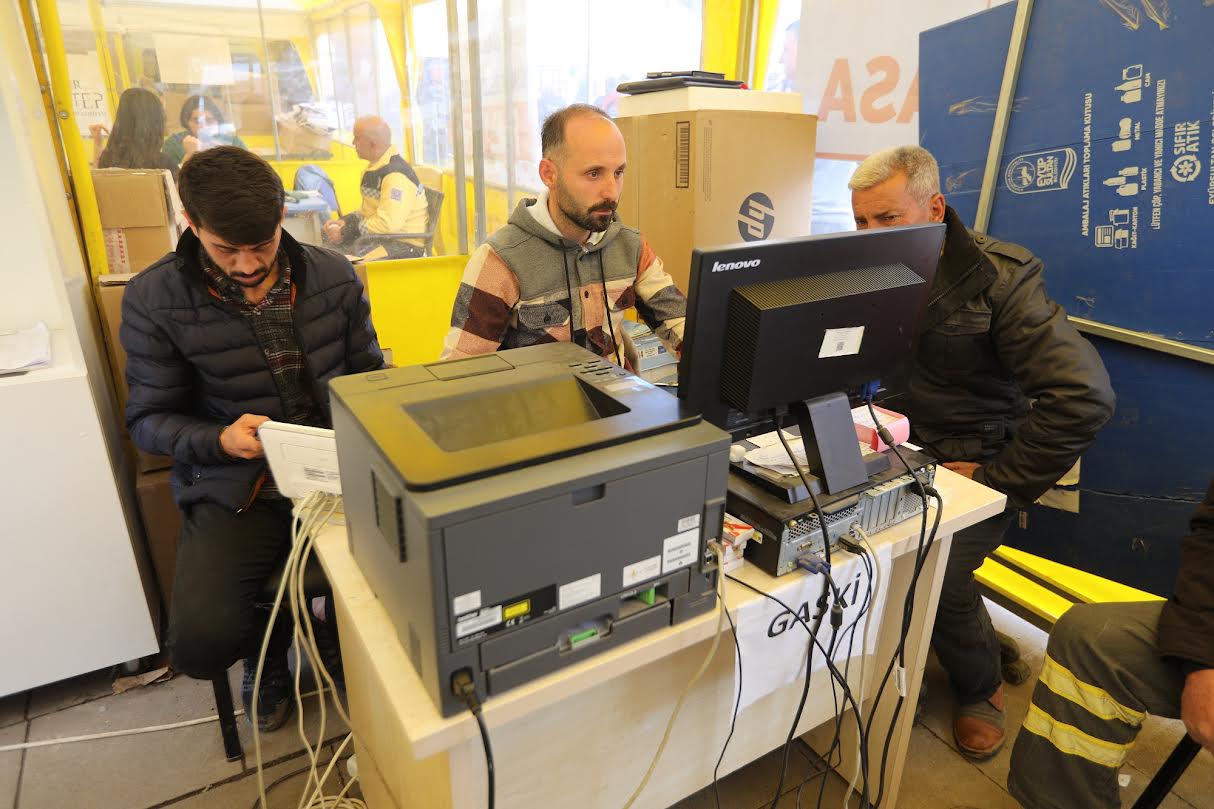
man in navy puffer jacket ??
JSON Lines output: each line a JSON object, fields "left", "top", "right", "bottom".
{"left": 120, "top": 147, "right": 384, "bottom": 729}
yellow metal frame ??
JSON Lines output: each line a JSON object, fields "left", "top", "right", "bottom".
{"left": 87, "top": 0, "right": 119, "bottom": 118}
{"left": 35, "top": 0, "right": 110, "bottom": 279}
{"left": 111, "top": 32, "right": 131, "bottom": 91}
{"left": 19, "top": 0, "right": 77, "bottom": 231}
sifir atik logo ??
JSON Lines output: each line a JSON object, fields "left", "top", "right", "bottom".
{"left": 767, "top": 569, "right": 865, "bottom": 637}
{"left": 711, "top": 258, "right": 762, "bottom": 273}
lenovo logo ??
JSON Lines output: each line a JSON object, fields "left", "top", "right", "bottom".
{"left": 711, "top": 258, "right": 761, "bottom": 273}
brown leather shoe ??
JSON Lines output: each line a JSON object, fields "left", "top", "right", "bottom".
{"left": 953, "top": 684, "right": 1006, "bottom": 761}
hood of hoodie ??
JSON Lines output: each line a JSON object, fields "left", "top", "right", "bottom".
{"left": 507, "top": 192, "right": 623, "bottom": 254}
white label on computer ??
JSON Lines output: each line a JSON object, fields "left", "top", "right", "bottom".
{"left": 558, "top": 574, "right": 602, "bottom": 610}
{"left": 678, "top": 514, "right": 701, "bottom": 532}
{"left": 662, "top": 529, "right": 699, "bottom": 574}
{"left": 622, "top": 555, "right": 662, "bottom": 587}
{"left": 819, "top": 326, "right": 865, "bottom": 359}
{"left": 452, "top": 590, "right": 481, "bottom": 617}
{"left": 455, "top": 605, "right": 502, "bottom": 639}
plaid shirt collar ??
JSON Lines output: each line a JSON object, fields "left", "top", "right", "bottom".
{"left": 200, "top": 246, "right": 292, "bottom": 310}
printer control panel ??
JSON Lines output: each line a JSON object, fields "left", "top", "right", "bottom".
{"left": 567, "top": 358, "right": 645, "bottom": 388}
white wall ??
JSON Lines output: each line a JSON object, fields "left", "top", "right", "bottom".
{"left": 0, "top": 0, "right": 158, "bottom": 694}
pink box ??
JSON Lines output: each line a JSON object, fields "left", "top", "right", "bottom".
{"left": 852, "top": 404, "right": 910, "bottom": 452}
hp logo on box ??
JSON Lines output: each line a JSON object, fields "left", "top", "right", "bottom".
{"left": 737, "top": 192, "right": 775, "bottom": 241}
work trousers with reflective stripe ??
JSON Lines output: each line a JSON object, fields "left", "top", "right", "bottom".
{"left": 1007, "top": 601, "right": 1185, "bottom": 809}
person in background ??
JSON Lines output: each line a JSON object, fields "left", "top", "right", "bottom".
{"left": 440, "top": 103, "right": 685, "bottom": 365}
{"left": 849, "top": 145, "right": 1116, "bottom": 762}
{"left": 120, "top": 146, "right": 383, "bottom": 730}
{"left": 776, "top": 20, "right": 799, "bottom": 93}
{"left": 90, "top": 87, "right": 180, "bottom": 180}
{"left": 1008, "top": 476, "right": 1214, "bottom": 809}
{"left": 161, "top": 94, "right": 248, "bottom": 170}
{"left": 322, "top": 116, "right": 428, "bottom": 259}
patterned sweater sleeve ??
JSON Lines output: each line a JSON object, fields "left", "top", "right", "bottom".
{"left": 440, "top": 244, "right": 521, "bottom": 359}
{"left": 633, "top": 235, "right": 687, "bottom": 354}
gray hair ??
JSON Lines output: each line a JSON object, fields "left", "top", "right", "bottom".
{"left": 848, "top": 145, "right": 941, "bottom": 205}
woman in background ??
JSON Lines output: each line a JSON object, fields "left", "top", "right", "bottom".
{"left": 90, "top": 87, "right": 179, "bottom": 180}
{"left": 161, "top": 95, "right": 247, "bottom": 170}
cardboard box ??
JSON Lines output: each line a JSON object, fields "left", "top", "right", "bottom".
{"left": 135, "top": 469, "right": 181, "bottom": 620}
{"left": 97, "top": 274, "right": 172, "bottom": 473}
{"left": 232, "top": 101, "right": 274, "bottom": 135}
{"left": 617, "top": 87, "right": 802, "bottom": 117}
{"left": 616, "top": 106, "right": 816, "bottom": 292}
{"left": 92, "top": 169, "right": 179, "bottom": 274}
{"left": 275, "top": 117, "right": 333, "bottom": 157}
{"left": 161, "top": 91, "right": 189, "bottom": 135}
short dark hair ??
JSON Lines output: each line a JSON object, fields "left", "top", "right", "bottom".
{"left": 179, "top": 94, "right": 225, "bottom": 130}
{"left": 178, "top": 146, "right": 284, "bottom": 245}
{"left": 541, "top": 103, "right": 611, "bottom": 158}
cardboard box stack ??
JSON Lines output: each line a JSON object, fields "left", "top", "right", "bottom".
{"left": 615, "top": 89, "right": 816, "bottom": 293}
{"left": 92, "top": 169, "right": 181, "bottom": 275}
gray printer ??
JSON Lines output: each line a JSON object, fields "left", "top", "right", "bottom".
{"left": 330, "top": 342, "right": 729, "bottom": 717}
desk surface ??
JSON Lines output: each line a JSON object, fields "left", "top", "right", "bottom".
{"left": 314, "top": 466, "right": 1006, "bottom": 762}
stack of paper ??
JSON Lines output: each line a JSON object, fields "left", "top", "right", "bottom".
{"left": 0, "top": 322, "right": 51, "bottom": 375}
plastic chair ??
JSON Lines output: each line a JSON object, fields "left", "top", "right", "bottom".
{"left": 357, "top": 185, "right": 444, "bottom": 258}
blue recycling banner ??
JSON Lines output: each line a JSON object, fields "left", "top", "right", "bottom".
{"left": 921, "top": 0, "right": 1214, "bottom": 348}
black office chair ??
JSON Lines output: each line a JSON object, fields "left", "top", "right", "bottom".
{"left": 356, "top": 185, "right": 445, "bottom": 258}
{"left": 1130, "top": 733, "right": 1202, "bottom": 809}
{"left": 211, "top": 553, "right": 332, "bottom": 761}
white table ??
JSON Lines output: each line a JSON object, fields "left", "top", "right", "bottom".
{"left": 315, "top": 468, "right": 1006, "bottom": 809}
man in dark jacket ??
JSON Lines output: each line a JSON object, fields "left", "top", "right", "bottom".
{"left": 1007, "top": 477, "right": 1214, "bottom": 808}
{"left": 121, "top": 146, "right": 384, "bottom": 730}
{"left": 849, "top": 145, "right": 1116, "bottom": 760}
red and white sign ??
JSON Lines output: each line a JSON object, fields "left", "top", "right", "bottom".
{"left": 795, "top": 0, "right": 1012, "bottom": 159}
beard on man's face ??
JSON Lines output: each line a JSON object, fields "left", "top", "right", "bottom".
{"left": 203, "top": 246, "right": 274, "bottom": 288}
{"left": 555, "top": 183, "right": 617, "bottom": 233}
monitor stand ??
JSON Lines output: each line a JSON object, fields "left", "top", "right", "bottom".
{"left": 732, "top": 392, "right": 892, "bottom": 504}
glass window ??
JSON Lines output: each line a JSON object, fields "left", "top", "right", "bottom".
{"left": 447, "top": 0, "right": 701, "bottom": 197}
{"left": 761, "top": 1, "right": 856, "bottom": 235}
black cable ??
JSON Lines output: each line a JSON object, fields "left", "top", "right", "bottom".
{"left": 712, "top": 588, "right": 744, "bottom": 809}
{"left": 862, "top": 397, "right": 947, "bottom": 809}
{"left": 767, "top": 412, "right": 840, "bottom": 808}
{"left": 473, "top": 710, "right": 495, "bottom": 809}
{"left": 725, "top": 574, "right": 871, "bottom": 808}
{"left": 815, "top": 543, "right": 875, "bottom": 809}
{"left": 858, "top": 395, "right": 940, "bottom": 807}
{"left": 775, "top": 411, "right": 835, "bottom": 576}
{"left": 562, "top": 252, "right": 580, "bottom": 350}
{"left": 596, "top": 253, "right": 624, "bottom": 367}
{"left": 452, "top": 670, "right": 495, "bottom": 809}
{"left": 871, "top": 498, "right": 942, "bottom": 809}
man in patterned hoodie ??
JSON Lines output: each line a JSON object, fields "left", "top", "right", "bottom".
{"left": 441, "top": 103, "right": 686, "bottom": 365}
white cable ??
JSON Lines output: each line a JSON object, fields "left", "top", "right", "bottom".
{"left": 251, "top": 491, "right": 364, "bottom": 809}
{"left": 0, "top": 685, "right": 341, "bottom": 754}
{"left": 843, "top": 526, "right": 882, "bottom": 809}
{"left": 0, "top": 712, "right": 244, "bottom": 753}
{"left": 622, "top": 548, "right": 729, "bottom": 809}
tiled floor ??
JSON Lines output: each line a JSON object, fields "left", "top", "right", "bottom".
{"left": 0, "top": 602, "right": 1210, "bottom": 808}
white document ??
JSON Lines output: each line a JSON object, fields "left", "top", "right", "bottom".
{"left": 744, "top": 436, "right": 807, "bottom": 475}
{"left": 0, "top": 322, "right": 51, "bottom": 375}
{"left": 730, "top": 543, "right": 891, "bottom": 715}
{"left": 744, "top": 430, "right": 799, "bottom": 449}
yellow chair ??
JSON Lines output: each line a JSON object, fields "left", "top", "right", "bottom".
{"left": 362, "top": 254, "right": 468, "bottom": 367}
